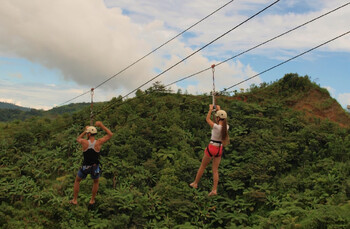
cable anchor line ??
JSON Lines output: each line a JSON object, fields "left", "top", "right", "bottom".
{"left": 222, "top": 29, "right": 350, "bottom": 92}
{"left": 120, "top": 0, "right": 280, "bottom": 99}
{"left": 90, "top": 88, "right": 94, "bottom": 126}
{"left": 165, "top": 1, "right": 350, "bottom": 88}
{"left": 93, "top": 30, "right": 350, "bottom": 123}
{"left": 211, "top": 64, "right": 217, "bottom": 111}
{"left": 93, "top": 0, "right": 281, "bottom": 116}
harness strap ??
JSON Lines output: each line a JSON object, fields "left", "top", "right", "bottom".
{"left": 206, "top": 146, "right": 213, "bottom": 157}
{"left": 81, "top": 163, "right": 101, "bottom": 176}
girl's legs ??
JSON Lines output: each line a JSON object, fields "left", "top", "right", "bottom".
{"left": 209, "top": 156, "right": 222, "bottom": 196}
{"left": 190, "top": 153, "right": 212, "bottom": 188}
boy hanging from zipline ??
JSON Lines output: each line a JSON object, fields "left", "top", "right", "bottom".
{"left": 69, "top": 88, "right": 113, "bottom": 206}
{"left": 70, "top": 121, "right": 113, "bottom": 206}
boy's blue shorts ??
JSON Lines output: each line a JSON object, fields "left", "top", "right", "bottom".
{"left": 77, "top": 164, "right": 101, "bottom": 180}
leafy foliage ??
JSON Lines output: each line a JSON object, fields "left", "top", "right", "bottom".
{"left": 1, "top": 74, "right": 350, "bottom": 228}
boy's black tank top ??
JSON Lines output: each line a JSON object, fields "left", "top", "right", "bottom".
{"left": 82, "top": 140, "right": 100, "bottom": 165}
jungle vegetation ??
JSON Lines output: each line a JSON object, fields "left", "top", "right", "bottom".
{"left": 1, "top": 73, "right": 350, "bottom": 228}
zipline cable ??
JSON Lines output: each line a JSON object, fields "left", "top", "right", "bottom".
{"left": 222, "top": 30, "right": 350, "bottom": 92}
{"left": 92, "top": 30, "right": 350, "bottom": 122}
{"left": 93, "top": 2, "right": 349, "bottom": 118}
{"left": 95, "top": 0, "right": 281, "bottom": 115}
{"left": 211, "top": 64, "right": 216, "bottom": 110}
{"left": 141, "top": 30, "right": 350, "bottom": 122}
{"left": 165, "top": 1, "right": 350, "bottom": 87}
{"left": 121, "top": 0, "right": 280, "bottom": 98}
{"left": 58, "top": 0, "right": 236, "bottom": 106}
{"left": 90, "top": 88, "right": 94, "bottom": 126}
{"left": 58, "top": 0, "right": 349, "bottom": 117}
{"left": 93, "top": 0, "right": 236, "bottom": 91}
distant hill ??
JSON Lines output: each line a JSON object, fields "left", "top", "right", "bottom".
{"left": 0, "top": 102, "right": 31, "bottom": 111}
{"left": 0, "top": 102, "right": 94, "bottom": 122}
{"left": 47, "top": 102, "right": 103, "bottom": 115}
{"left": 1, "top": 74, "right": 349, "bottom": 126}
{"left": 227, "top": 73, "right": 350, "bottom": 128}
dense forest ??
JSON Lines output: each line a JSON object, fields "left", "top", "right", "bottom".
{"left": 1, "top": 74, "right": 350, "bottom": 228}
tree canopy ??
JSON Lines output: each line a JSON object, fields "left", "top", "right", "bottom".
{"left": 1, "top": 74, "right": 350, "bottom": 228}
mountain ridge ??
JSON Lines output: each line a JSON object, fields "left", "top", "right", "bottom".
{"left": 0, "top": 101, "right": 31, "bottom": 111}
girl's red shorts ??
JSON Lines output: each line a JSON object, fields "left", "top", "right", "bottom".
{"left": 205, "top": 144, "right": 223, "bottom": 157}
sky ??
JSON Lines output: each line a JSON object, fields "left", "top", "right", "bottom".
{"left": 0, "top": 0, "right": 349, "bottom": 110}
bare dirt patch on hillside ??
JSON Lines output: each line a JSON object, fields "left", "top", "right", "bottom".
{"left": 292, "top": 89, "right": 350, "bottom": 128}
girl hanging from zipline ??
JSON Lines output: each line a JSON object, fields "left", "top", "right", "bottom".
{"left": 190, "top": 104, "right": 229, "bottom": 196}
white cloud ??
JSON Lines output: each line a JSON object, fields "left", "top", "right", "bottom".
{"left": 0, "top": 0, "right": 262, "bottom": 96}
{"left": 0, "top": 98, "right": 23, "bottom": 107}
{"left": 337, "top": 93, "right": 350, "bottom": 109}
{"left": 0, "top": 80, "right": 86, "bottom": 110}
{"left": 8, "top": 72, "right": 23, "bottom": 79}
{"left": 105, "top": 0, "right": 350, "bottom": 63}
{"left": 0, "top": 77, "right": 132, "bottom": 110}
{"left": 0, "top": 0, "right": 349, "bottom": 109}
{"left": 324, "top": 86, "right": 336, "bottom": 97}
{"left": 0, "top": 0, "right": 153, "bottom": 91}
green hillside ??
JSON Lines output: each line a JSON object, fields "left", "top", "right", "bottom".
{"left": 0, "top": 102, "right": 31, "bottom": 111}
{"left": 1, "top": 74, "right": 350, "bottom": 228}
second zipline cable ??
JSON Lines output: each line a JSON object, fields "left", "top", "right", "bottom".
{"left": 165, "top": 1, "right": 350, "bottom": 87}
{"left": 96, "top": 0, "right": 281, "bottom": 114}
{"left": 222, "top": 30, "right": 350, "bottom": 92}
{"left": 93, "top": 29, "right": 350, "bottom": 119}
{"left": 59, "top": 0, "right": 236, "bottom": 106}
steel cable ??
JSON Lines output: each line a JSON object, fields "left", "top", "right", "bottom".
{"left": 58, "top": 0, "right": 236, "bottom": 106}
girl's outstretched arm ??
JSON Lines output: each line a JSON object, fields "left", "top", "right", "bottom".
{"left": 206, "top": 104, "right": 215, "bottom": 128}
